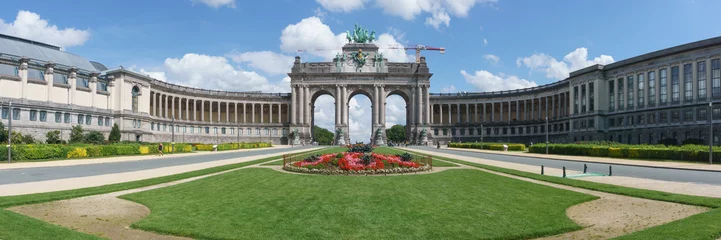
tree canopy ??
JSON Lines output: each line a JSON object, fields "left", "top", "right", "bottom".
{"left": 385, "top": 124, "right": 406, "bottom": 143}
{"left": 313, "top": 126, "right": 335, "bottom": 145}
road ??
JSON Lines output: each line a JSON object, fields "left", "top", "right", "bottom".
{"left": 0, "top": 146, "right": 314, "bottom": 185}
{"left": 409, "top": 146, "right": 721, "bottom": 186}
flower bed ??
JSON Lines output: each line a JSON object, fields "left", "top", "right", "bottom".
{"left": 283, "top": 151, "right": 431, "bottom": 175}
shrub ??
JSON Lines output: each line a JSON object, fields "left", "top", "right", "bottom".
{"left": 109, "top": 123, "right": 121, "bottom": 143}
{"left": 69, "top": 125, "right": 85, "bottom": 143}
{"left": 0, "top": 121, "right": 6, "bottom": 143}
{"left": 67, "top": 148, "right": 88, "bottom": 158}
{"left": 21, "top": 134, "right": 35, "bottom": 144}
{"left": 658, "top": 138, "right": 678, "bottom": 146}
{"left": 139, "top": 146, "right": 150, "bottom": 154}
{"left": 395, "top": 152, "right": 413, "bottom": 162}
{"left": 46, "top": 130, "right": 62, "bottom": 144}
{"left": 84, "top": 131, "right": 105, "bottom": 145}
{"left": 449, "top": 142, "right": 525, "bottom": 151}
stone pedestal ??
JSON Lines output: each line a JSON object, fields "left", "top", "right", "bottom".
{"left": 336, "top": 132, "right": 346, "bottom": 145}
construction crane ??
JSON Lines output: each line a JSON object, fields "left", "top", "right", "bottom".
{"left": 297, "top": 44, "right": 445, "bottom": 63}
{"left": 386, "top": 44, "right": 445, "bottom": 63}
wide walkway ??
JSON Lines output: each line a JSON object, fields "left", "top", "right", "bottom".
{"left": 410, "top": 146, "right": 721, "bottom": 185}
{"left": 0, "top": 146, "right": 314, "bottom": 185}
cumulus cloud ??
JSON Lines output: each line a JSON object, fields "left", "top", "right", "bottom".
{"left": 425, "top": 11, "right": 451, "bottom": 29}
{"left": 192, "top": 0, "right": 235, "bottom": 8}
{"left": 313, "top": 95, "right": 336, "bottom": 132}
{"left": 384, "top": 95, "right": 407, "bottom": 128}
{"left": 316, "top": 0, "right": 366, "bottom": 12}
{"left": 0, "top": 10, "right": 90, "bottom": 49}
{"left": 441, "top": 85, "right": 458, "bottom": 93}
{"left": 139, "top": 69, "right": 167, "bottom": 81}
{"left": 461, "top": 70, "right": 538, "bottom": 92}
{"left": 226, "top": 51, "right": 294, "bottom": 75}
{"left": 516, "top": 48, "right": 614, "bottom": 80}
{"left": 483, "top": 54, "right": 499, "bottom": 64}
{"left": 280, "top": 17, "right": 410, "bottom": 62}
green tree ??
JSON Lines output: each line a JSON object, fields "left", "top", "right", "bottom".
{"left": 84, "top": 131, "right": 105, "bottom": 145}
{"left": 312, "top": 126, "right": 335, "bottom": 145}
{"left": 69, "top": 125, "right": 85, "bottom": 143}
{"left": 46, "top": 130, "right": 61, "bottom": 144}
{"left": 21, "top": 134, "right": 35, "bottom": 144}
{"left": 0, "top": 121, "right": 6, "bottom": 143}
{"left": 385, "top": 124, "right": 406, "bottom": 143}
{"left": 109, "top": 123, "right": 121, "bottom": 143}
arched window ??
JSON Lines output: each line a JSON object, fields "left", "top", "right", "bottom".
{"left": 132, "top": 86, "right": 140, "bottom": 113}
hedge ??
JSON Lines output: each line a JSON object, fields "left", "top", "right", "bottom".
{"left": 449, "top": 142, "right": 526, "bottom": 151}
{"left": 528, "top": 143, "right": 721, "bottom": 163}
{"left": 0, "top": 143, "right": 193, "bottom": 162}
{"left": 194, "top": 142, "right": 272, "bottom": 151}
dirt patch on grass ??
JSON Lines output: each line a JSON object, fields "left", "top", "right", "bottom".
{"left": 10, "top": 194, "right": 188, "bottom": 240}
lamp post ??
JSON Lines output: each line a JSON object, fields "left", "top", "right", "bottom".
{"left": 545, "top": 116, "right": 549, "bottom": 154}
{"left": 710, "top": 102, "right": 713, "bottom": 164}
{"left": 171, "top": 114, "right": 175, "bottom": 154}
{"left": 480, "top": 124, "right": 484, "bottom": 146}
{"left": 6, "top": 101, "right": 11, "bottom": 163}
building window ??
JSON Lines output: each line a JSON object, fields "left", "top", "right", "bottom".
{"left": 164, "top": 124, "right": 168, "bottom": 132}
{"left": 231, "top": 128, "right": 235, "bottom": 135}
{"left": 183, "top": 126, "right": 187, "bottom": 133}
{"left": 132, "top": 120, "right": 137, "bottom": 128}
{"left": 190, "top": 126, "right": 194, "bottom": 133}
{"left": 175, "top": 125, "right": 178, "bottom": 132}
{"left": 648, "top": 113, "right": 655, "bottom": 124}
{"left": 28, "top": 68, "right": 45, "bottom": 81}
{"left": 265, "top": 128, "right": 270, "bottom": 136}
{"left": 649, "top": 133, "right": 654, "bottom": 144}
{"left": 671, "top": 66, "right": 680, "bottom": 103}
{"left": 221, "top": 127, "right": 226, "bottom": 134}
{"left": 77, "top": 77, "right": 89, "bottom": 88}
{"left": 684, "top": 63, "right": 693, "bottom": 102}
{"left": 247, "top": 128, "right": 251, "bottom": 135}
{"left": 256, "top": 128, "right": 261, "bottom": 136}
{"left": 78, "top": 114, "right": 84, "bottom": 124}
{"left": 698, "top": 109, "right": 707, "bottom": 121}
{"left": 97, "top": 81, "right": 108, "bottom": 92}
{"left": 98, "top": 116, "right": 103, "bottom": 126}
{"left": 698, "top": 61, "right": 707, "bottom": 100}
{"left": 618, "top": 117, "right": 624, "bottom": 126}
{"left": 684, "top": 110, "right": 693, "bottom": 122}
{"left": 581, "top": 85, "right": 586, "bottom": 113}
{"left": 671, "top": 111, "right": 680, "bottom": 123}
{"left": 627, "top": 75, "right": 634, "bottom": 109}
{"left": 85, "top": 115, "right": 91, "bottom": 125}
{"left": 132, "top": 86, "right": 140, "bottom": 113}
{"left": 609, "top": 118, "right": 615, "bottom": 127}
{"left": 660, "top": 112, "right": 668, "bottom": 123}
{"left": 608, "top": 80, "right": 615, "bottom": 111}
{"left": 660, "top": 69, "right": 668, "bottom": 104}
{"left": 617, "top": 78, "right": 624, "bottom": 110}
{"left": 0, "top": 63, "right": 19, "bottom": 76}
{"left": 55, "top": 112, "right": 61, "bottom": 123}
{"left": 30, "top": 110, "right": 37, "bottom": 121}
{"left": 105, "top": 117, "right": 110, "bottom": 126}
{"left": 213, "top": 127, "right": 218, "bottom": 134}
{"left": 53, "top": 73, "right": 68, "bottom": 84}
{"left": 713, "top": 108, "right": 721, "bottom": 120}
{"left": 589, "top": 83, "right": 595, "bottom": 111}
{"left": 574, "top": 86, "right": 579, "bottom": 113}
{"left": 273, "top": 129, "right": 277, "bottom": 136}
{"left": 64, "top": 113, "right": 70, "bottom": 123}
{"left": 1, "top": 107, "right": 7, "bottom": 119}
{"left": 712, "top": 59, "right": 720, "bottom": 98}
{"left": 638, "top": 115, "right": 645, "bottom": 125}
{"left": 205, "top": 127, "right": 210, "bottom": 134}
{"left": 648, "top": 71, "right": 656, "bottom": 104}
{"left": 637, "top": 73, "right": 644, "bottom": 107}
{"left": 151, "top": 123, "right": 155, "bottom": 130}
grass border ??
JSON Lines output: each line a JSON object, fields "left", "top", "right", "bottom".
{"left": 403, "top": 148, "right": 721, "bottom": 240}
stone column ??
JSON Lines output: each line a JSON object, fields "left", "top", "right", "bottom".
{"left": 447, "top": 104, "right": 451, "bottom": 124}
{"left": 439, "top": 104, "right": 443, "bottom": 124}
{"left": 373, "top": 85, "right": 379, "bottom": 126}
{"left": 465, "top": 103, "right": 470, "bottom": 123}
{"left": 335, "top": 85, "right": 340, "bottom": 125}
{"left": 342, "top": 85, "right": 348, "bottom": 125}
{"left": 170, "top": 95, "right": 176, "bottom": 119}
{"left": 260, "top": 104, "right": 264, "bottom": 123}
{"left": 107, "top": 81, "right": 114, "bottom": 111}
{"left": 456, "top": 103, "right": 461, "bottom": 123}
{"left": 516, "top": 101, "right": 520, "bottom": 121}
{"left": 252, "top": 103, "right": 256, "bottom": 123}
{"left": 481, "top": 103, "right": 485, "bottom": 122}
{"left": 89, "top": 73, "right": 98, "bottom": 108}
{"left": 269, "top": 104, "right": 273, "bottom": 124}
{"left": 409, "top": 86, "right": 416, "bottom": 126}
{"left": 299, "top": 86, "right": 305, "bottom": 125}
{"left": 242, "top": 103, "right": 246, "bottom": 123}
{"left": 201, "top": 100, "right": 205, "bottom": 122}
{"left": 19, "top": 58, "right": 29, "bottom": 99}
{"left": 417, "top": 86, "right": 422, "bottom": 125}
{"left": 305, "top": 86, "right": 310, "bottom": 125}
{"left": 507, "top": 101, "right": 511, "bottom": 123}
{"left": 291, "top": 86, "right": 297, "bottom": 124}
{"left": 380, "top": 85, "right": 386, "bottom": 127}
{"left": 185, "top": 98, "right": 190, "bottom": 120}
{"left": 44, "top": 63, "right": 54, "bottom": 102}
{"left": 491, "top": 102, "right": 495, "bottom": 122}
{"left": 425, "top": 86, "right": 430, "bottom": 125}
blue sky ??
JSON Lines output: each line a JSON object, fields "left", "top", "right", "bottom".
{"left": 2, "top": 0, "right": 720, "bottom": 142}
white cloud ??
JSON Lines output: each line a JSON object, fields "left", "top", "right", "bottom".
{"left": 146, "top": 53, "right": 289, "bottom": 93}
{"left": 226, "top": 51, "right": 294, "bottom": 75}
{"left": 349, "top": 96, "right": 372, "bottom": 142}
{"left": 384, "top": 95, "right": 407, "bottom": 128}
{"left": 280, "top": 17, "right": 410, "bottom": 62}
{"left": 516, "top": 47, "right": 614, "bottom": 80}
{"left": 425, "top": 11, "right": 451, "bottom": 29}
{"left": 314, "top": 7, "right": 327, "bottom": 19}
{"left": 313, "top": 95, "right": 336, "bottom": 132}
{"left": 461, "top": 70, "right": 538, "bottom": 92}
{"left": 483, "top": 38, "right": 488, "bottom": 46}
{"left": 483, "top": 54, "right": 499, "bottom": 64}
{"left": 441, "top": 85, "right": 458, "bottom": 93}
{"left": 192, "top": 0, "right": 235, "bottom": 8}
{"left": 280, "top": 17, "right": 347, "bottom": 61}
{"left": 316, "top": 0, "right": 366, "bottom": 12}
{"left": 0, "top": 10, "right": 90, "bottom": 49}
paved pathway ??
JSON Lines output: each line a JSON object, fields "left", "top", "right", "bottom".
{"left": 409, "top": 146, "right": 721, "bottom": 186}
{"left": 0, "top": 146, "right": 314, "bottom": 185}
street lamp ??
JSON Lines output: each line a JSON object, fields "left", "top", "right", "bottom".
{"left": 480, "top": 124, "right": 484, "bottom": 146}
{"left": 545, "top": 116, "right": 549, "bottom": 154}
{"left": 171, "top": 114, "right": 175, "bottom": 154}
{"left": 5, "top": 101, "right": 12, "bottom": 163}
{"left": 710, "top": 102, "right": 713, "bottom": 164}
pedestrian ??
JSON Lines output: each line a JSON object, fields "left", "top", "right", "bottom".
{"left": 158, "top": 143, "right": 164, "bottom": 156}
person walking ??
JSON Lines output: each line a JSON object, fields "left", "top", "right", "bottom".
{"left": 158, "top": 143, "right": 164, "bottom": 156}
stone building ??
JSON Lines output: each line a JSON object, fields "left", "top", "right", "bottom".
{"left": 1, "top": 32, "right": 720, "bottom": 145}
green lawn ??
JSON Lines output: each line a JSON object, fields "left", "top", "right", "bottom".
{"left": 120, "top": 168, "right": 596, "bottom": 239}
{"left": 374, "top": 147, "right": 458, "bottom": 167}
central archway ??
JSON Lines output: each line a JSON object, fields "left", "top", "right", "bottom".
{"left": 310, "top": 90, "right": 336, "bottom": 145}
{"left": 347, "top": 89, "right": 374, "bottom": 144}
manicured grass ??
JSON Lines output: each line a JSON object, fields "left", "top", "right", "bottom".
{"left": 402, "top": 149, "right": 721, "bottom": 240}
{"left": 375, "top": 147, "right": 458, "bottom": 167}
{"left": 121, "top": 168, "right": 596, "bottom": 239}
{"left": 0, "top": 148, "right": 327, "bottom": 240}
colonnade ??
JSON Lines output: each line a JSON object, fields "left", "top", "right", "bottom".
{"left": 431, "top": 92, "right": 570, "bottom": 125}
{"left": 149, "top": 91, "right": 288, "bottom": 124}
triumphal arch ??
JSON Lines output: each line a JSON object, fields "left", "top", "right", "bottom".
{"left": 288, "top": 25, "right": 433, "bottom": 145}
